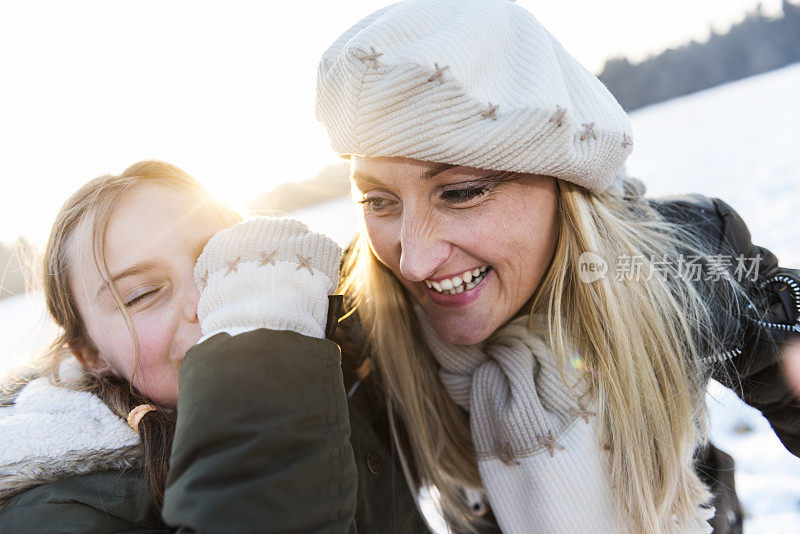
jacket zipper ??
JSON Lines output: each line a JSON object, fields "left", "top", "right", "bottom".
{"left": 704, "top": 274, "right": 800, "bottom": 364}
{"left": 744, "top": 274, "right": 800, "bottom": 333}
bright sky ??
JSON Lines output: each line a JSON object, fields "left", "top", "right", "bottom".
{"left": 0, "top": 0, "right": 783, "bottom": 246}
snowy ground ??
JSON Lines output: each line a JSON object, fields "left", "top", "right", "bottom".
{"left": 2, "top": 63, "right": 799, "bottom": 531}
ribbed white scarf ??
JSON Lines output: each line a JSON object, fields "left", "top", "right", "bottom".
{"left": 414, "top": 306, "right": 714, "bottom": 534}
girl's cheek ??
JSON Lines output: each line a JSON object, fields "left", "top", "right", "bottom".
{"left": 135, "top": 317, "right": 174, "bottom": 362}
{"left": 128, "top": 317, "right": 181, "bottom": 403}
{"left": 124, "top": 316, "right": 175, "bottom": 378}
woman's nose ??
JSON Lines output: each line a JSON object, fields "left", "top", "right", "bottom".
{"left": 398, "top": 214, "right": 450, "bottom": 282}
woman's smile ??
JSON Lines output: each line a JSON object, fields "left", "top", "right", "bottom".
{"left": 353, "top": 156, "right": 560, "bottom": 345}
{"left": 424, "top": 266, "right": 493, "bottom": 307}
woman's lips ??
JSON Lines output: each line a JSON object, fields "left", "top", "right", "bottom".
{"left": 425, "top": 268, "right": 492, "bottom": 307}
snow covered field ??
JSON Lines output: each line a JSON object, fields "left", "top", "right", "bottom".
{"left": 2, "top": 63, "right": 799, "bottom": 531}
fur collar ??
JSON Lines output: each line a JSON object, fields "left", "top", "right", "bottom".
{"left": 0, "top": 359, "right": 141, "bottom": 505}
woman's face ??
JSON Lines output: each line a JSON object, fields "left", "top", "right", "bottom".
{"left": 352, "top": 156, "right": 560, "bottom": 345}
{"left": 70, "top": 183, "right": 232, "bottom": 404}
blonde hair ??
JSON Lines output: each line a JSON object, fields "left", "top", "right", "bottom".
{"left": 36, "top": 160, "right": 240, "bottom": 508}
{"left": 339, "top": 174, "right": 752, "bottom": 532}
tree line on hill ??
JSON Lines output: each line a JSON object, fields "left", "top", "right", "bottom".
{"left": 598, "top": 0, "right": 800, "bottom": 110}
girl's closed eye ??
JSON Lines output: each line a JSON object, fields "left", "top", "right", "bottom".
{"left": 124, "top": 287, "right": 160, "bottom": 308}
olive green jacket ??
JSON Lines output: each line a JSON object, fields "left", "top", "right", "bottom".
{"left": 0, "top": 326, "right": 428, "bottom": 533}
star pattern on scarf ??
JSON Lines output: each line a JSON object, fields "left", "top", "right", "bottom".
{"left": 295, "top": 254, "right": 314, "bottom": 275}
{"left": 259, "top": 250, "right": 278, "bottom": 267}
{"left": 549, "top": 106, "right": 567, "bottom": 127}
{"left": 481, "top": 102, "right": 499, "bottom": 120}
{"left": 580, "top": 122, "right": 597, "bottom": 141}
{"left": 497, "top": 440, "right": 521, "bottom": 466}
{"left": 567, "top": 399, "right": 596, "bottom": 424}
{"left": 427, "top": 63, "right": 449, "bottom": 84}
{"left": 225, "top": 257, "right": 241, "bottom": 275}
{"left": 540, "top": 431, "right": 565, "bottom": 457}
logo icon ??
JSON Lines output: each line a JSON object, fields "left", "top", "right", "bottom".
{"left": 578, "top": 252, "right": 607, "bottom": 283}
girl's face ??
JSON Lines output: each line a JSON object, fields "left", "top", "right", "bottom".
{"left": 70, "top": 183, "right": 232, "bottom": 404}
{"left": 352, "top": 156, "right": 560, "bottom": 345}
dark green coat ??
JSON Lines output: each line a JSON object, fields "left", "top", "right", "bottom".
{"left": 1, "top": 193, "right": 798, "bottom": 533}
{"left": 0, "top": 327, "right": 428, "bottom": 533}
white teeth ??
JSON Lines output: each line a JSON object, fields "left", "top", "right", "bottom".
{"left": 425, "top": 266, "right": 491, "bottom": 295}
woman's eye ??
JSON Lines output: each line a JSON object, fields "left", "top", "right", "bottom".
{"left": 358, "top": 196, "right": 393, "bottom": 213}
{"left": 441, "top": 185, "right": 489, "bottom": 204}
{"left": 124, "top": 289, "right": 158, "bottom": 308}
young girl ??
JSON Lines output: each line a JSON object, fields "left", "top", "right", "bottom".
{"left": 0, "top": 160, "right": 405, "bottom": 532}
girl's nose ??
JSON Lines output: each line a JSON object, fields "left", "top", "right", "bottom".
{"left": 398, "top": 216, "right": 451, "bottom": 282}
{"left": 183, "top": 278, "right": 201, "bottom": 324}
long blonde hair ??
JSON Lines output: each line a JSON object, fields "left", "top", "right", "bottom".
{"left": 339, "top": 173, "right": 752, "bottom": 532}
{"left": 33, "top": 160, "right": 240, "bottom": 508}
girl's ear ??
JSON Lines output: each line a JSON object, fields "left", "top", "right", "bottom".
{"left": 68, "top": 340, "right": 112, "bottom": 375}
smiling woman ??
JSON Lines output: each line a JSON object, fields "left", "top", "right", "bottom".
{"left": 352, "top": 157, "right": 560, "bottom": 345}
{"left": 317, "top": 1, "right": 800, "bottom": 533}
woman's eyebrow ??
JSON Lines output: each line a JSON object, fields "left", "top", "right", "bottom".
{"left": 351, "top": 163, "right": 459, "bottom": 185}
{"left": 95, "top": 261, "right": 159, "bottom": 299}
{"left": 422, "top": 163, "right": 457, "bottom": 179}
{"left": 351, "top": 171, "right": 384, "bottom": 186}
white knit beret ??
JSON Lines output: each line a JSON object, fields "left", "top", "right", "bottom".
{"left": 315, "top": 0, "right": 634, "bottom": 194}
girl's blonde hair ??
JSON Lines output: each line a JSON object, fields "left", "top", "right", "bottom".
{"left": 340, "top": 173, "right": 753, "bottom": 532}
{"left": 38, "top": 160, "right": 240, "bottom": 508}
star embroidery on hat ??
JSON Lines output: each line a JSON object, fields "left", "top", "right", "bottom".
{"left": 568, "top": 399, "right": 596, "bottom": 423}
{"left": 481, "top": 103, "right": 499, "bottom": 120}
{"left": 225, "top": 257, "right": 241, "bottom": 275}
{"left": 259, "top": 250, "right": 278, "bottom": 267}
{"left": 622, "top": 133, "right": 633, "bottom": 148}
{"left": 427, "top": 63, "right": 449, "bottom": 84}
{"left": 295, "top": 254, "right": 314, "bottom": 275}
{"left": 549, "top": 106, "right": 567, "bottom": 127}
{"left": 580, "top": 122, "right": 597, "bottom": 141}
{"left": 357, "top": 46, "right": 383, "bottom": 68}
{"left": 540, "top": 431, "right": 565, "bottom": 457}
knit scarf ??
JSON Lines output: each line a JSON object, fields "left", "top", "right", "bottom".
{"left": 414, "top": 305, "right": 714, "bottom": 534}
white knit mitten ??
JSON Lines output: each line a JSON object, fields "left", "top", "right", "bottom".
{"left": 194, "top": 217, "right": 342, "bottom": 342}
